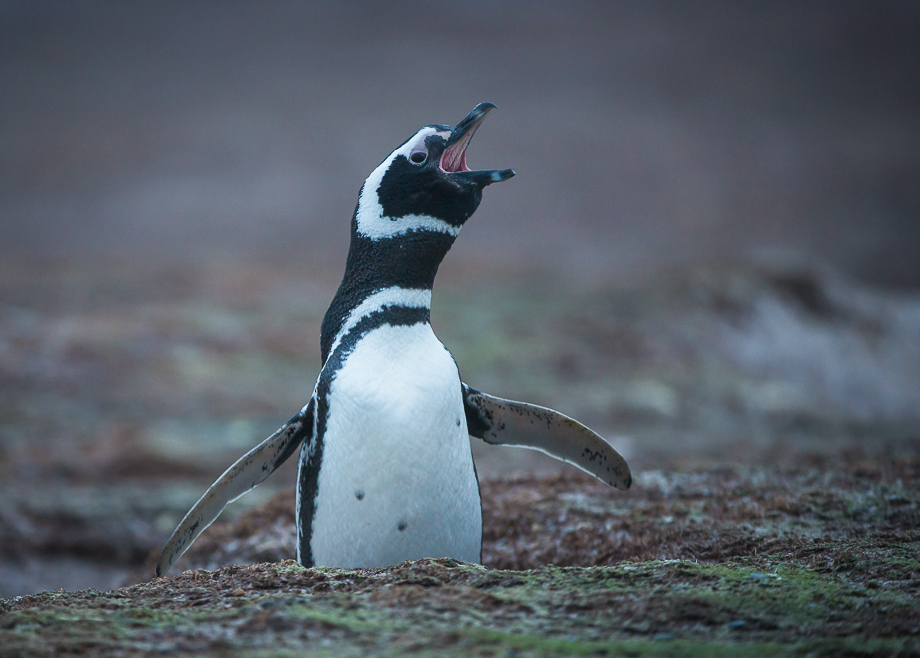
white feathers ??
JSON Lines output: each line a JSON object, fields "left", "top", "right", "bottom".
{"left": 311, "top": 322, "right": 482, "bottom": 567}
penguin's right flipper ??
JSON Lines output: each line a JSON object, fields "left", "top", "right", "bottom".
{"left": 462, "top": 385, "right": 631, "bottom": 490}
{"left": 154, "top": 399, "right": 314, "bottom": 578}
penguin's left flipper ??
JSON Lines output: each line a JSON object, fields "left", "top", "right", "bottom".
{"left": 462, "top": 384, "right": 631, "bottom": 490}
{"left": 154, "top": 399, "right": 314, "bottom": 578}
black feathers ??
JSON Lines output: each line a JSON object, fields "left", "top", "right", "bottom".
{"left": 378, "top": 154, "right": 483, "bottom": 228}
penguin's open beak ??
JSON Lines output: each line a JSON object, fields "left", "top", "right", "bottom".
{"left": 440, "top": 102, "right": 515, "bottom": 187}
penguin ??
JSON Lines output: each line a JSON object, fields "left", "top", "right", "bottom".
{"left": 155, "top": 103, "right": 631, "bottom": 577}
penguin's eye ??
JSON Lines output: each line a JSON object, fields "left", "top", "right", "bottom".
{"left": 409, "top": 151, "right": 427, "bottom": 165}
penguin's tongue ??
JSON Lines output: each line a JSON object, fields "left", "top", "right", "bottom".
{"left": 440, "top": 103, "right": 515, "bottom": 186}
{"left": 439, "top": 134, "right": 471, "bottom": 173}
{"left": 441, "top": 138, "right": 515, "bottom": 187}
{"left": 441, "top": 102, "right": 493, "bottom": 173}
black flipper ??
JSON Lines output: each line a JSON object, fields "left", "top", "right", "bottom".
{"left": 155, "top": 399, "right": 314, "bottom": 577}
{"left": 462, "top": 384, "right": 631, "bottom": 490}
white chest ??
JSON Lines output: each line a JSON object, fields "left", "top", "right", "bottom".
{"left": 310, "top": 322, "right": 481, "bottom": 567}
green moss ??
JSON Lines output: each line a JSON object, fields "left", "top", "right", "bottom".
{"left": 3, "top": 556, "right": 919, "bottom": 656}
{"left": 457, "top": 630, "right": 788, "bottom": 658}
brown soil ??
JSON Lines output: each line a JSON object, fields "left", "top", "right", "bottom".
{"left": 2, "top": 258, "right": 919, "bottom": 654}
{"left": 4, "top": 452, "right": 918, "bottom": 656}
{"left": 141, "top": 450, "right": 920, "bottom": 582}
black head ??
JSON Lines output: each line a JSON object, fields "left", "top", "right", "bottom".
{"left": 353, "top": 102, "right": 515, "bottom": 240}
{"left": 322, "top": 104, "right": 513, "bottom": 361}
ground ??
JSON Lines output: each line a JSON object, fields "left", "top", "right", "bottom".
{"left": 3, "top": 454, "right": 919, "bottom": 656}
{"left": 1, "top": 262, "right": 919, "bottom": 655}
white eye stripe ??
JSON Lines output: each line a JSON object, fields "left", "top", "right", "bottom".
{"left": 355, "top": 127, "right": 460, "bottom": 240}
{"left": 394, "top": 127, "right": 443, "bottom": 159}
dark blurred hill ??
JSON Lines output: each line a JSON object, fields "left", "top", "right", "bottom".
{"left": 1, "top": 0, "right": 918, "bottom": 287}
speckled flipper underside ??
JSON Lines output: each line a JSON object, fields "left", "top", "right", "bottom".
{"left": 461, "top": 384, "right": 632, "bottom": 490}
{"left": 155, "top": 400, "right": 314, "bottom": 577}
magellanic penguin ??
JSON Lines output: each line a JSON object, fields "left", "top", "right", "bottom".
{"left": 155, "top": 103, "right": 632, "bottom": 577}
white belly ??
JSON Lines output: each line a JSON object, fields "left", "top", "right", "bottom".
{"left": 310, "top": 323, "right": 482, "bottom": 567}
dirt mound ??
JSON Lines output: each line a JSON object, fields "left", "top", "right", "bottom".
{"left": 5, "top": 457, "right": 919, "bottom": 656}
{"left": 138, "top": 453, "right": 919, "bottom": 580}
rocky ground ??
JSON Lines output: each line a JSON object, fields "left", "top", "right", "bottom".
{"left": 3, "top": 456, "right": 918, "bottom": 656}
{"left": 1, "top": 260, "right": 919, "bottom": 655}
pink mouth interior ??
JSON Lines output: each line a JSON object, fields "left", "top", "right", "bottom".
{"left": 439, "top": 133, "right": 472, "bottom": 173}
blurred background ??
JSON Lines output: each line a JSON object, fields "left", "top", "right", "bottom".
{"left": 1, "top": 1, "right": 918, "bottom": 597}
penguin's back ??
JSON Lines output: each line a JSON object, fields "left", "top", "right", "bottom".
{"left": 309, "top": 321, "right": 482, "bottom": 567}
